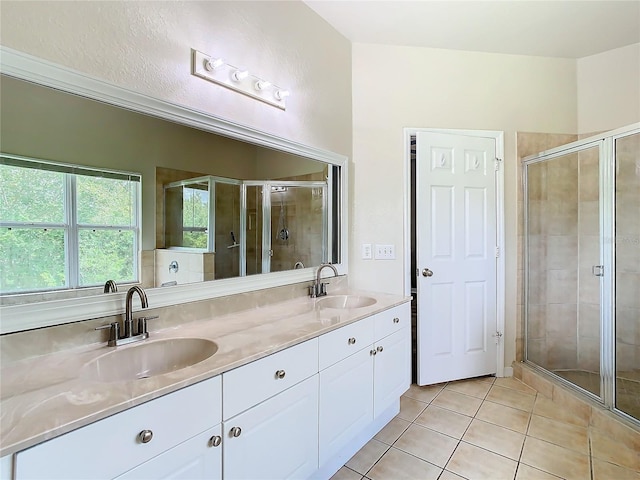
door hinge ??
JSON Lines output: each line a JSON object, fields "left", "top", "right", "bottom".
{"left": 495, "top": 246, "right": 500, "bottom": 258}
{"left": 492, "top": 331, "right": 503, "bottom": 343}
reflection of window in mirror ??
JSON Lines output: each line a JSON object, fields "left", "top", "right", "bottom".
{"left": 0, "top": 154, "right": 140, "bottom": 294}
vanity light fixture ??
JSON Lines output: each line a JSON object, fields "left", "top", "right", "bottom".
{"left": 275, "top": 89, "right": 290, "bottom": 101}
{"left": 231, "top": 69, "right": 249, "bottom": 82}
{"left": 191, "top": 49, "right": 290, "bottom": 110}
{"left": 254, "top": 79, "right": 270, "bottom": 91}
{"left": 204, "top": 57, "right": 224, "bottom": 71}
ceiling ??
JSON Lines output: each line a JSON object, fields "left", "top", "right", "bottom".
{"left": 303, "top": 1, "right": 640, "bottom": 59}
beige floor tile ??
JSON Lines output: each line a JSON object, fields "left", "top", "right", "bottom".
{"left": 476, "top": 400, "right": 531, "bottom": 434}
{"left": 373, "top": 416, "right": 411, "bottom": 445}
{"left": 592, "top": 458, "right": 640, "bottom": 480}
{"left": 403, "top": 383, "right": 445, "bottom": 403}
{"left": 590, "top": 428, "right": 640, "bottom": 471}
{"left": 445, "top": 378, "right": 493, "bottom": 399}
{"left": 367, "top": 447, "right": 442, "bottom": 480}
{"left": 414, "top": 405, "right": 473, "bottom": 439}
{"left": 398, "top": 396, "right": 427, "bottom": 422}
{"left": 446, "top": 442, "right": 518, "bottom": 480}
{"left": 515, "top": 464, "right": 562, "bottom": 480}
{"left": 462, "top": 419, "right": 525, "bottom": 460}
{"left": 394, "top": 424, "right": 458, "bottom": 468}
{"left": 345, "top": 439, "right": 389, "bottom": 475}
{"left": 494, "top": 377, "right": 537, "bottom": 395}
{"left": 527, "top": 414, "right": 589, "bottom": 454}
{"left": 532, "top": 395, "right": 589, "bottom": 427}
{"left": 486, "top": 385, "right": 536, "bottom": 412}
{"left": 432, "top": 389, "right": 483, "bottom": 417}
{"left": 439, "top": 470, "right": 467, "bottom": 480}
{"left": 520, "top": 437, "right": 591, "bottom": 479}
{"left": 331, "top": 466, "right": 363, "bottom": 480}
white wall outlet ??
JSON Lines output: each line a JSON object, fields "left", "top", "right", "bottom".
{"left": 362, "top": 243, "right": 372, "bottom": 259}
{"left": 374, "top": 244, "right": 395, "bottom": 260}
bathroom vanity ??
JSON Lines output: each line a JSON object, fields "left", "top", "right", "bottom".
{"left": 0, "top": 292, "right": 410, "bottom": 480}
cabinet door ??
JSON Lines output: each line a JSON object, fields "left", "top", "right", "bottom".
{"left": 319, "top": 347, "right": 374, "bottom": 465}
{"left": 374, "top": 327, "right": 411, "bottom": 418}
{"left": 115, "top": 426, "right": 222, "bottom": 480}
{"left": 223, "top": 376, "right": 318, "bottom": 480}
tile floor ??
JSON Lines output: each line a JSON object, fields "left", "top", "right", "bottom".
{"left": 332, "top": 376, "right": 640, "bottom": 480}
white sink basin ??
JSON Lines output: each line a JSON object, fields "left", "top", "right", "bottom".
{"left": 83, "top": 338, "right": 218, "bottom": 382}
{"left": 316, "top": 295, "right": 377, "bottom": 310}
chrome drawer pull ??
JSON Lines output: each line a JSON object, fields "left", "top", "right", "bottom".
{"left": 230, "top": 426, "right": 242, "bottom": 438}
{"left": 393, "top": 317, "right": 400, "bottom": 324}
{"left": 209, "top": 435, "right": 222, "bottom": 447}
{"left": 348, "top": 337, "right": 356, "bottom": 345}
{"left": 138, "top": 430, "right": 153, "bottom": 444}
{"left": 370, "top": 349, "right": 377, "bottom": 356}
{"left": 275, "top": 369, "right": 286, "bottom": 379}
{"left": 376, "top": 345, "right": 384, "bottom": 353}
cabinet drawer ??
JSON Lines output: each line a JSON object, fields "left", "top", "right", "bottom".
{"left": 319, "top": 316, "right": 374, "bottom": 370}
{"left": 223, "top": 338, "right": 318, "bottom": 420}
{"left": 374, "top": 303, "right": 411, "bottom": 340}
{"left": 15, "top": 375, "right": 221, "bottom": 479}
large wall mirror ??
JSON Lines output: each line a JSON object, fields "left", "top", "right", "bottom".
{"left": 0, "top": 47, "right": 348, "bottom": 334}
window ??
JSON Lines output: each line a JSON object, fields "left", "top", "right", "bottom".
{"left": 0, "top": 155, "right": 140, "bottom": 294}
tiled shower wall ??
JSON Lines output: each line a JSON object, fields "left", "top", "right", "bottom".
{"left": 516, "top": 133, "right": 577, "bottom": 364}
{"left": 615, "top": 133, "right": 640, "bottom": 376}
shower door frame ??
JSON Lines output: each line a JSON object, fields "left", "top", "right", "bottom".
{"left": 523, "top": 122, "right": 640, "bottom": 424}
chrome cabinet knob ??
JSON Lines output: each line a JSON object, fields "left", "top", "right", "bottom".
{"left": 230, "top": 427, "right": 242, "bottom": 438}
{"left": 376, "top": 345, "right": 384, "bottom": 353}
{"left": 138, "top": 430, "right": 153, "bottom": 444}
{"left": 393, "top": 317, "right": 400, "bottom": 324}
{"left": 275, "top": 369, "right": 286, "bottom": 379}
{"left": 422, "top": 268, "right": 434, "bottom": 277}
{"left": 348, "top": 337, "right": 356, "bottom": 345}
{"left": 370, "top": 349, "right": 377, "bottom": 356}
{"left": 209, "top": 435, "right": 222, "bottom": 447}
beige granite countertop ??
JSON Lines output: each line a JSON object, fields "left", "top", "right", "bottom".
{"left": 0, "top": 289, "right": 410, "bottom": 457}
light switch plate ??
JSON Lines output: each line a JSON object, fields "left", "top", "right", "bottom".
{"left": 375, "top": 244, "right": 395, "bottom": 260}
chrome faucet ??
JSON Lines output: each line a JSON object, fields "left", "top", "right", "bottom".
{"left": 96, "top": 286, "right": 158, "bottom": 347}
{"left": 103, "top": 279, "right": 118, "bottom": 293}
{"left": 309, "top": 263, "right": 338, "bottom": 298}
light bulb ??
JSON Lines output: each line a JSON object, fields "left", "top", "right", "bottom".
{"left": 254, "top": 80, "right": 271, "bottom": 91}
{"left": 275, "top": 89, "right": 290, "bottom": 100}
{"left": 232, "top": 69, "right": 249, "bottom": 82}
{"left": 204, "top": 57, "right": 224, "bottom": 71}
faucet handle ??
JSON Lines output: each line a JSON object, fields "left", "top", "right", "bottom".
{"left": 95, "top": 322, "right": 120, "bottom": 345}
{"left": 137, "top": 315, "right": 159, "bottom": 335}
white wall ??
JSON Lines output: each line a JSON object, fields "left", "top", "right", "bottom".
{"left": 0, "top": 1, "right": 352, "bottom": 157}
{"left": 577, "top": 43, "right": 640, "bottom": 134}
{"left": 351, "top": 43, "right": 578, "bottom": 369}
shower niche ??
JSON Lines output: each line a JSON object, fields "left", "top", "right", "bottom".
{"left": 161, "top": 175, "right": 328, "bottom": 285}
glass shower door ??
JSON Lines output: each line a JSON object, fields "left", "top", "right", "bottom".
{"left": 614, "top": 132, "right": 640, "bottom": 420}
{"left": 525, "top": 144, "right": 602, "bottom": 398}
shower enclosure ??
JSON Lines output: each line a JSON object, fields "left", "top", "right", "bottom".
{"left": 165, "top": 176, "right": 328, "bottom": 280}
{"left": 524, "top": 124, "right": 640, "bottom": 424}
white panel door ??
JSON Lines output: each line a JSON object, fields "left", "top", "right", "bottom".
{"left": 417, "top": 132, "right": 498, "bottom": 385}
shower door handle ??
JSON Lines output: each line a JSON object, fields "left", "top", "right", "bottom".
{"left": 592, "top": 265, "right": 604, "bottom": 277}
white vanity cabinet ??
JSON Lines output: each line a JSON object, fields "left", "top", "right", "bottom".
{"left": 221, "top": 339, "right": 319, "bottom": 480}
{"left": 317, "top": 303, "right": 411, "bottom": 474}
{"left": 13, "top": 376, "right": 222, "bottom": 480}
{"left": 372, "top": 305, "right": 412, "bottom": 417}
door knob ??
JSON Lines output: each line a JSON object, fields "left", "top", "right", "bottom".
{"left": 422, "top": 268, "right": 434, "bottom": 277}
